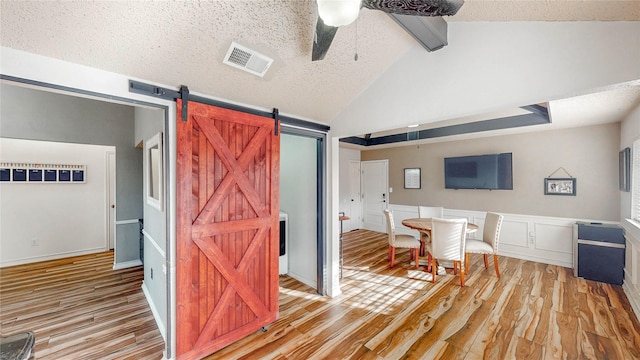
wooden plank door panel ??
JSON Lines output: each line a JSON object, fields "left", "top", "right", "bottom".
{"left": 176, "top": 100, "right": 279, "bottom": 359}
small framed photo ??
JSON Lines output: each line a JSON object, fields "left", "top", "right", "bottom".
{"left": 544, "top": 178, "right": 576, "bottom": 196}
{"left": 404, "top": 168, "right": 421, "bottom": 189}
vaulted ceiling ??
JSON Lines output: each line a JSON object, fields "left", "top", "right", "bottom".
{"left": 1, "top": 1, "right": 639, "bottom": 145}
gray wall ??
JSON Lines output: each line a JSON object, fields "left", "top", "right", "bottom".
{"left": 135, "top": 107, "right": 166, "bottom": 252}
{"left": 135, "top": 106, "right": 167, "bottom": 335}
{"left": 362, "top": 123, "right": 621, "bottom": 221}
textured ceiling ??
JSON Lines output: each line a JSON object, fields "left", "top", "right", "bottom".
{"left": 1, "top": 0, "right": 639, "bottom": 140}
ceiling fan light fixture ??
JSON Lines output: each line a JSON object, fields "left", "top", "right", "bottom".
{"left": 317, "top": 0, "right": 361, "bottom": 27}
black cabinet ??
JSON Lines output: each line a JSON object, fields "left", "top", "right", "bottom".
{"left": 573, "top": 222, "right": 625, "bottom": 285}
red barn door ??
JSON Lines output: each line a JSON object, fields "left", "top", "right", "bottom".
{"left": 175, "top": 100, "right": 280, "bottom": 359}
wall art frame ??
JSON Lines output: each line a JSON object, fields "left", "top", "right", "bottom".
{"left": 404, "top": 168, "right": 421, "bottom": 189}
{"left": 544, "top": 178, "right": 576, "bottom": 196}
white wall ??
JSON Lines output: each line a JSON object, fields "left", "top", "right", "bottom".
{"left": 0, "top": 138, "right": 113, "bottom": 266}
{"left": 331, "top": 22, "right": 640, "bottom": 138}
{"left": 280, "top": 134, "right": 318, "bottom": 289}
{"left": 620, "top": 103, "right": 640, "bottom": 220}
{"left": 620, "top": 93, "right": 640, "bottom": 321}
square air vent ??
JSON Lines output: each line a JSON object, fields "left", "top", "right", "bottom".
{"left": 223, "top": 42, "right": 273, "bottom": 77}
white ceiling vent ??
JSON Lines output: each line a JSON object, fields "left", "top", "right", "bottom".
{"left": 223, "top": 42, "right": 273, "bottom": 77}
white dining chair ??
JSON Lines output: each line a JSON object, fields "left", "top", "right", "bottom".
{"left": 384, "top": 209, "right": 421, "bottom": 268}
{"left": 465, "top": 212, "right": 504, "bottom": 278}
{"left": 416, "top": 206, "right": 444, "bottom": 253}
{"left": 428, "top": 217, "right": 468, "bottom": 286}
{"left": 418, "top": 206, "right": 444, "bottom": 218}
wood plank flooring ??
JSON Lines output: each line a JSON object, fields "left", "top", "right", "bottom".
{"left": 3, "top": 230, "right": 640, "bottom": 359}
{"left": 210, "top": 229, "right": 640, "bottom": 359}
{"left": 0, "top": 251, "right": 165, "bottom": 359}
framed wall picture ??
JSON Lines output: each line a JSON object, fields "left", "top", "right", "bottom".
{"left": 13, "top": 169, "right": 27, "bottom": 181}
{"left": 44, "top": 169, "right": 57, "bottom": 182}
{"left": 404, "top": 168, "right": 421, "bottom": 189}
{"left": 0, "top": 168, "right": 10, "bottom": 181}
{"left": 619, "top": 147, "right": 631, "bottom": 192}
{"left": 59, "top": 169, "right": 71, "bottom": 182}
{"left": 145, "top": 131, "right": 164, "bottom": 211}
{"left": 28, "top": 169, "right": 43, "bottom": 182}
{"left": 544, "top": 178, "right": 576, "bottom": 196}
{"left": 72, "top": 169, "right": 85, "bottom": 182}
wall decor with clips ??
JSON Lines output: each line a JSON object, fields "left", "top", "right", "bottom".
{"left": 0, "top": 162, "right": 86, "bottom": 183}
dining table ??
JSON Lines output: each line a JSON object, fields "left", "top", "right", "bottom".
{"left": 401, "top": 218, "right": 479, "bottom": 236}
{"left": 401, "top": 217, "right": 479, "bottom": 270}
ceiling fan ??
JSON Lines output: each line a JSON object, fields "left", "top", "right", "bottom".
{"left": 312, "top": 0, "right": 465, "bottom": 61}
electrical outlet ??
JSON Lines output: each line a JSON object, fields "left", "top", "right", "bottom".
{"left": 31, "top": 238, "right": 39, "bottom": 246}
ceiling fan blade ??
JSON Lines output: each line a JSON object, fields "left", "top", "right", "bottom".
{"left": 312, "top": 16, "right": 339, "bottom": 61}
{"left": 362, "top": 0, "right": 464, "bottom": 16}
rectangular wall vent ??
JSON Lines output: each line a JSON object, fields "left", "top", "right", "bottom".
{"left": 223, "top": 42, "right": 273, "bottom": 77}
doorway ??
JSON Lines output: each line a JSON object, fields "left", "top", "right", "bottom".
{"left": 362, "top": 160, "right": 389, "bottom": 232}
{"left": 281, "top": 133, "right": 319, "bottom": 289}
{"left": 0, "top": 80, "right": 170, "bottom": 354}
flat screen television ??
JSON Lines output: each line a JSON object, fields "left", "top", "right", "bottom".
{"left": 444, "top": 153, "right": 513, "bottom": 190}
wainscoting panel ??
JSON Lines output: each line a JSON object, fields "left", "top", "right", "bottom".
{"left": 622, "top": 220, "right": 640, "bottom": 321}
{"left": 385, "top": 204, "right": 606, "bottom": 269}
{"left": 499, "top": 218, "right": 530, "bottom": 249}
{"left": 534, "top": 221, "right": 573, "bottom": 254}
{"left": 388, "top": 204, "right": 420, "bottom": 237}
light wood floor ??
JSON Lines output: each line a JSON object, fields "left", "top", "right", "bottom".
{"left": 3, "top": 230, "right": 640, "bottom": 359}
{"left": 211, "top": 229, "right": 640, "bottom": 359}
{"left": 0, "top": 251, "right": 165, "bottom": 359}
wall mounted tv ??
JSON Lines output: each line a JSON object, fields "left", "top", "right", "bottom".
{"left": 444, "top": 153, "right": 513, "bottom": 190}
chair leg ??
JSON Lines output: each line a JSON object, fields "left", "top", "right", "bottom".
{"left": 465, "top": 253, "right": 469, "bottom": 275}
{"left": 426, "top": 252, "right": 433, "bottom": 272}
{"left": 414, "top": 249, "right": 419, "bottom": 269}
{"left": 453, "top": 260, "right": 458, "bottom": 275}
{"left": 493, "top": 254, "right": 500, "bottom": 278}
{"left": 483, "top": 254, "right": 489, "bottom": 269}
{"left": 389, "top": 247, "right": 396, "bottom": 268}
{"left": 387, "top": 245, "right": 392, "bottom": 262}
{"left": 460, "top": 262, "right": 465, "bottom": 287}
{"left": 430, "top": 256, "right": 436, "bottom": 283}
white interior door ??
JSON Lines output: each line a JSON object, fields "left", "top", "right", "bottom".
{"left": 362, "top": 160, "right": 388, "bottom": 232}
{"left": 107, "top": 151, "right": 116, "bottom": 250}
{"left": 345, "top": 160, "right": 362, "bottom": 232}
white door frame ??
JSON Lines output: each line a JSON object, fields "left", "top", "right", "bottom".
{"left": 345, "top": 160, "right": 362, "bottom": 232}
{"left": 106, "top": 151, "right": 116, "bottom": 250}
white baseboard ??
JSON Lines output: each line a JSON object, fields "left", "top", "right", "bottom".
{"left": 0, "top": 247, "right": 106, "bottom": 268}
{"left": 623, "top": 282, "right": 640, "bottom": 323}
{"left": 113, "top": 259, "right": 143, "bottom": 270}
{"left": 142, "top": 281, "right": 167, "bottom": 342}
{"left": 286, "top": 271, "right": 317, "bottom": 290}
{"left": 498, "top": 250, "right": 573, "bottom": 269}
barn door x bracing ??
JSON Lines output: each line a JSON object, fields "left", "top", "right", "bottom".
{"left": 176, "top": 100, "right": 280, "bottom": 359}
